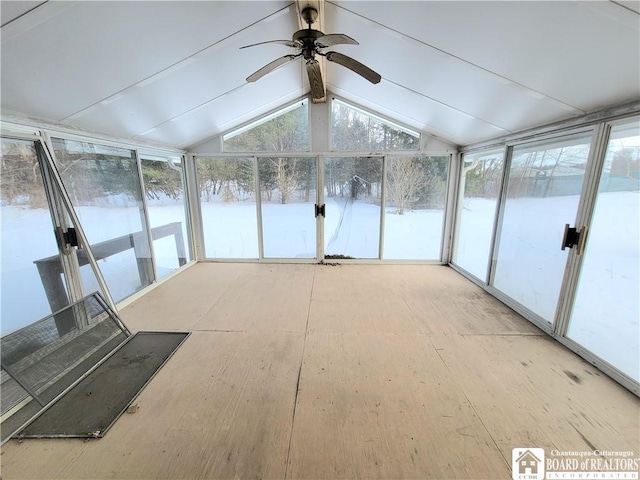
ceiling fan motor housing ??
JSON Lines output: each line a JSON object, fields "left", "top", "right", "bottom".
{"left": 293, "top": 29, "right": 324, "bottom": 60}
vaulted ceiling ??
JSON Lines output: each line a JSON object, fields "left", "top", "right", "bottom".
{"left": 1, "top": 1, "right": 639, "bottom": 149}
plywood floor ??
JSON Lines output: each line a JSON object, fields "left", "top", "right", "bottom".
{"left": 1, "top": 264, "right": 638, "bottom": 479}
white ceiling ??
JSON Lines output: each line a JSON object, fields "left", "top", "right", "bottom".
{"left": 1, "top": 1, "right": 639, "bottom": 149}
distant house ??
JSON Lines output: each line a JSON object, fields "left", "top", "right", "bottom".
{"left": 517, "top": 450, "right": 542, "bottom": 475}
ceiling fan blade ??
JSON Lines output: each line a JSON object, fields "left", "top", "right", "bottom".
{"left": 306, "top": 60, "right": 325, "bottom": 100}
{"left": 240, "top": 39, "right": 300, "bottom": 49}
{"left": 315, "top": 33, "right": 358, "bottom": 48}
{"left": 246, "top": 54, "right": 300, "bottom": 82}
{"left": 325, "top": 51, "right": 381, "bottom": 84}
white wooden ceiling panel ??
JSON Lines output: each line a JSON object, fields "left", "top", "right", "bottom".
{"left": 1, "top": 1, "right": 289, "bottom": 120}
{"left": 0, "top": 1, "right": 46, "bottom": 27}
{"left": 326, "top": 4, "right": 584, "bottom": 135}
{"left": 616, "top": 1, "right": 640, "bottom": 14}
{"left": 327, "top": 68, "right": 507, "bottom": 145}
{"left": 68, "top": 10, "right": 300, "bottom": 138}
{"left": 136, "top": 63, "right": 308, "bottom": 148}
{"left": 335, "top": 1, "right": 640, "bottom": 111}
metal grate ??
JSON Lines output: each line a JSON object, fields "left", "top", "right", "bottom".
{"left": 1, "top": 293, "right": 129, "bottom": 415}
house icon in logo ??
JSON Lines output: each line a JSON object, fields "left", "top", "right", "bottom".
{"left": 512, "top": 447, "right": 545, "bottom": 480}
{"left": 516, "top": 449, "right": 541, "bottom": 475}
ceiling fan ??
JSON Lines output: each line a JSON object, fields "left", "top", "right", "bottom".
{"left": 240, "top": 6, "right": 381, "bottom": 101}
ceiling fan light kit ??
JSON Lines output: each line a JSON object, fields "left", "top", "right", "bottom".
{"left": 241, "top": 6, "right": 381, "bottom": 101}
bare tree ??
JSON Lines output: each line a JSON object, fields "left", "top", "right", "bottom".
{"left": 1, "top": 141, "right": 47, "bottom": 207}
{"left": 386, "top": 157, "right": 427, "bottom": 214}
{"left": 271, "top": 157, "right": 300, "bottom": 204}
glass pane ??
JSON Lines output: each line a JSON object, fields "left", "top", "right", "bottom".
{"left": 383, "top": 155, "right": 449, "bottom": 260}
{"left": 492, "top": 133, "right": 591, "bottom": 322}
{"left": 259, "top": 157, "right": 317, "bottom": 258}
{"left": 567, "top": 121, "right": 640, "bottom": 381}
{"left": 452, "top": 148, "right": 505, "bottom": 279}
{"left": 223, "top": 101, "right": 309, "bottom": 152}
{"left": 141, "top": 157, "right": 190, "bottom": 278}
{"left": 52, "top": 138, "right": 153, "bottom": 302}
{"left": 331, "top": 99, "right": 419, "bottom": 151}
{"left": 197, "top": 157, "right": 258, "bottom": 258}
{"left": 1, "top": 138, "right": 67, "bottom": 335}
{"left": 324, "top": 157, "right": 382, "bottom": 259}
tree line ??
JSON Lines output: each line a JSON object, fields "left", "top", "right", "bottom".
{"left": 2, "top": 100, "right": 447, "bottom": 212}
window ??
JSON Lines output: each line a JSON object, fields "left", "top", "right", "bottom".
{"left": 1, "top": 138, "right": 63, "bottom": 334}
{"left": 52, "top": 138, "right": 153, "bottom": 301}
{"left": 452, "top": 148, "right": 505, "bottom": 279}
{"left": 196, "top": 157, "right": 258, "bottom": 258}
{"left": 223, "top": 101, "right": 309, "bottom": 152}
{"left": 384, "top": 155, "right": 449, "bottom": 260}
{"left": 331, "top": 98, "right": 419, "bottom": 151}
{"left": 140, "top": 155, "right": 191, "bottom": 278}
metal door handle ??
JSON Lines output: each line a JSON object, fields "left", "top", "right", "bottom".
{"left": 561, "top": 224, "right": 587, "bottom": 255}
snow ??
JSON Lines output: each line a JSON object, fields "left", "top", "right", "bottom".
{"left": 324, "top": 197, "right": 380, "bottom": 258}
{"left": 493, "top": 194, "right": 583, "bottom": 323}
{"left": 567, "top": 191, "right": 640, "bottom": 380}
{"left": 2, "top": 191, "right": 637, "bottom": 380}
{"left": 262, "top": 202, "right": 316, "bottom": 258}
{"left": 201, "top": 200, "right": 259, "bottom": 258}
{"left": 1, "top": 206, "right": 61, "bottom": 335}
{"left": 146, "top": 200, "right": 191, "bottom": 273}
{"left": 199, "top": 194, "right": 444, "bottom": 260}
{"left": 452, "top": 197, "right": 498, "bottom": 279}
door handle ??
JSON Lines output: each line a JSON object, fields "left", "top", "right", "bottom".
{"left": 561, "top": 224, "right": 587, "bottom": 254}
{"left": 55, "top": 226, "right": 81, "bottom": 255}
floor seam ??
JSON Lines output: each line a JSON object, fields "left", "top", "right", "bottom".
{"left": 283, "top": 268, "right": 315, "bottom": 480}
{"left": 431, "top": 337, "right": 512, "bottom": 474}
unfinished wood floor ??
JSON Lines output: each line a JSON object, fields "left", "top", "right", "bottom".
{"left": 1, "top": 264, "right": 638, "bottom": 479}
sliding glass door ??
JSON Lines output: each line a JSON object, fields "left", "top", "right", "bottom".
{"left": 491, "top": 133, "right": 592, "bottom": 323}
{"left": 453, "top": 118, "right": 639, "bottom": 391}
{"left": 566, "top": 121, "right": 640, "bottom": 382}
{"left": 259, "top": 157, "right": 317, "bottom": 259}
{"left": 323, "top": 157, "right": 382, "bottom": 259}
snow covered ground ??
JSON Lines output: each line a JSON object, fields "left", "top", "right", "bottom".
{"left": 493, "top": 193, "right": 583, "bottom": 323}
{"left": 452, "top": 197, "right": 498, "bottom": 279}
{"left": 567, "top": 191, "right": 639, "bottom": 380}
{"left": 2, "top": 191, "right": 637, "bottom": 380}
{"left": 200, "top": 195, "right": 444, "bottom": 260}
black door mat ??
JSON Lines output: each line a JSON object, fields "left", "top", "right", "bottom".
{"left": 15, "top": 331, "right": 189, "bottom": 439}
